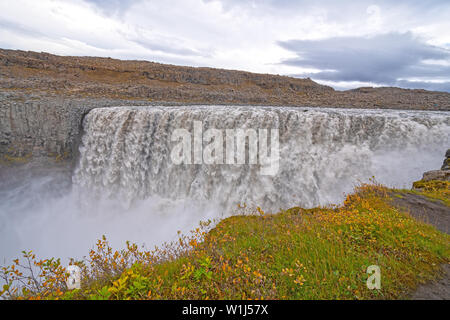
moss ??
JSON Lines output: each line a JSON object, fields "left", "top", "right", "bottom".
{"left": 48, "top": 150, "right": 71, "bottom": 162}
{"left": 2, "top": 153, "right": 32, "bottom": 164}
{"left": 413, "top": 179, "right": 449, "bottom": 191}
{"left": 410, "top": 180, "right": 450, "bottom": 206}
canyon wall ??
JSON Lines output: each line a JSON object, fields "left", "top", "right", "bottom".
{"left": 0, "top": 91, "right": 164, "bottom": 164}
{"left": 1, "top": 49, "right": 450, "bottom": 165}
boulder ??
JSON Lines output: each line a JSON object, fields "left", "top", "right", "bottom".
{"left": 413, "top": 150, "right": 450, "bottom": 190}
{"left": 441, "top": 149, "right": 450, "bottom": 170}
{"left": 422, "top": 170, "right": 450, "bottom": 182}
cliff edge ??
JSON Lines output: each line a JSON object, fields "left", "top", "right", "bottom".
{"left": 1, "top": 48, "right": 449, "bottom": 164}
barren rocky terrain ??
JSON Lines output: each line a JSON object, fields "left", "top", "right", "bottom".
{"left": 1, "top": 48, "right": 449, "bottom": 110}
{"left": 1, "top": 48, "right": 450, "bottom": 164}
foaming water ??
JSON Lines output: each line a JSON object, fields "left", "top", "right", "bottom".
{"left": 74, "top": 106, "right": 449, "bottom": 209}
{"left": 0, "top": 166, "right": 223, "bottom": 264}
{"left": 1, "top": 106, "right": 449, "bottom": 264}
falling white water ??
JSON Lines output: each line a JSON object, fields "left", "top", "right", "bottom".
{"left": 75, "top": 106, "right": 449, "bottom": 209}
{"left": 1, "top": 106, "right": 449, "bottom": 264}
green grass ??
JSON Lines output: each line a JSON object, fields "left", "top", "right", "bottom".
{"left": 2, "top": 182, "right": 449, "bottom": 300}
{"left": 409, "top": 180, "right": 450, "bottom": 207}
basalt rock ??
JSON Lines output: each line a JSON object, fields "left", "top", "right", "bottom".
{"left": 422, "top": 170, "right": 450, "bottom": 182}
{"left": 413, "top": 150, "right": 450, "bottom": 190}
{"left": 0, "top": 91, "right": 173, "bottom": 166}
{"left": 441, "top": 149, "right": 450, "bottom": 170}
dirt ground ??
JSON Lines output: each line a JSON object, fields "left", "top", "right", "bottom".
{"left": 411, "top": 264, "right": 450, "bottom": 300}
{"left": 391, "top": 192, "right": 450, "bottom": 234}
{"left": 391, "top": 192, "right": 450, "bottom": 300}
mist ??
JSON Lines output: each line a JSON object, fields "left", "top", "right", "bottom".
{"left": 0, "top": 165, "right": 225, "bottom": 265}
{"left": 1, "top": 106, "right": 449, "bottom": 266}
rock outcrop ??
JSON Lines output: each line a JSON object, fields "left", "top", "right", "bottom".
{"left": 413, "top": 149, "right": 450, "bottom": 190}
{"left": 422, "top": 149, "right": 450, "bottom": 182}
{"left": 422, "top": 170, "right": 450, "bottom": 182}
{"left": 441, "top": 149, "right": 450, "bottom": 170}
{"left": 0, "top": 91, "right": 169, "bottom": 165}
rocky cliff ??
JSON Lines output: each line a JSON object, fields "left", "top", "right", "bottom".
{"left": 1, "top": 48, "right": 450, "bottom": 164}
{"left": 413, "top": 149, "right": 450, "bottom": 191}
{"left": 0, "top": 91, "right": 177, "bottom": 165}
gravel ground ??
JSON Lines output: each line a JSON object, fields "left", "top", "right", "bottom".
{"left": 391, "top": 192, "right": 450, "bottom": 300}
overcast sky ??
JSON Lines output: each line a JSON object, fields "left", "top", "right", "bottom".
{"left": 1, "top": 0, "right": 450, "bottom": 91}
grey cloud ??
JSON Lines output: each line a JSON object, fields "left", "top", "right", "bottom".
{"left": 205, "top": 0, "right": 450, "bottom": 15}
{"left": 0, "top": 19, "right": 46, "bottom": 38}
{"left": 278, "top": 32, "right": 450, "bottom": 92}
{"left": 83, "top": 0, "right": 141, "bottom": 15}
{"left": 207, "top": 0, "right": 450, "bottom": 9}
{"left": 0, "top": 18, "right": 121, "bottom": 52}
{"left": 395, "top": 80, "right": 450, "bottom": 93}
{"left": 0, "top": 5, "right": 207, "bottom": 59}
{"left": 131, "top": 38, "right": 205, "bottom": 57}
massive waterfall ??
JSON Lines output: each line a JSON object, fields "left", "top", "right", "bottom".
{"left": 74, "top": 106, "right": 449, "bottom": 211}
{"left": 1, "top": 105, "right": 449, "bottom": 263}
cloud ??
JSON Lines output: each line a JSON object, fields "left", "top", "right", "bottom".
{"left": 0, "top": 19, "right": 46, "bottom": 38}
{"left": 395, "top": 80, "right": 450, "bottom": 92}
{"left": 278, "top": 32, "right": 450, "bottom": 91}
{"left": 83, "top": 0, "right": 142, "bottom": 15}
{"left": 1, "top": 0, "right": 450, "bottom": 91}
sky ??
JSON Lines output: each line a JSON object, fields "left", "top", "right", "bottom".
{"left": 0, "top": 0, "right": 450, "bottom": 91}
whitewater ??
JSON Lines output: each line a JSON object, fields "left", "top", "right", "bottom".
{"left": 1, "top": 106, "right": 449, "bottom": 264}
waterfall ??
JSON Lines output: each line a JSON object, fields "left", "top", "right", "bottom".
{"left": 73, "top": 106, "right": 450, "bottom": 212}
{"left": 1, "top": 105, "right": 449, "bottom": 263}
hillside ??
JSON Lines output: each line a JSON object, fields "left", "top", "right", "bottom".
{"left": 1, "top": 48, "right": 449, "bottom": 110}
{"left": 1, "top": 181, "right": 448, "bottom": 300}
